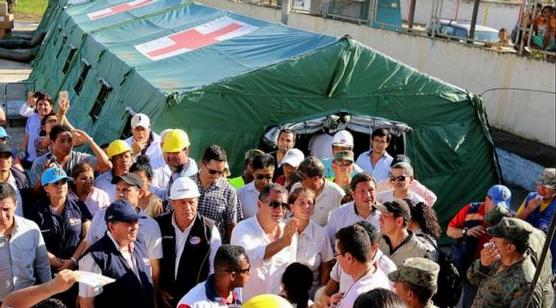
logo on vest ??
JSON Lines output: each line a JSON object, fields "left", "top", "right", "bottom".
{"left": 189, "top": 236, "right": 201, "bottom": 245}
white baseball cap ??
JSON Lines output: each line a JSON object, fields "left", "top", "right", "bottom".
{"left": 280, "top": 148, "right": 305, "bottom": 168}
{"left": 169, "top": 177, "right": 200, "bottom": 200}
{"left": 131, "top": 113, "right": 151, "bottom": 129}
{"left": 332, "top": 130, "right": 354, "bottom": 148}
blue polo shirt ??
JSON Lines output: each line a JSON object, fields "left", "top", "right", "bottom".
{"left": 30, "top": 196, "right": 92, "bottom": 259}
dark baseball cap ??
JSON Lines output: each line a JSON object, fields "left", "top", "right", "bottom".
{"left": 0, "top": 144, "right": 13, "bottom": 156}
{"left": 104, "top": 199, "right": 145, "bottom": 223}
{"left": 374, "top": 198, "right": 411, "bottom": 222}
{"left": 111, "top": 173, "right": 144, "bottom": 189}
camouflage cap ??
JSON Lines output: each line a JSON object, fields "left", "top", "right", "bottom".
{"left": 388, "top": 257, "right": 439, "bottom": 288}
{"left": 536, "top": 168, "right": 556, "bottom": 189}
{"left": 487, "top": 217, "right": 531, "bottom": 245}
{"left": 334, "top": 150, "right": 354, "bottom": 162}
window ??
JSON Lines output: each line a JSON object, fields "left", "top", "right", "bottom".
{"left": 74, "top": 59, "right": 91, "bottom": 95}
{"left": 62, "top": 45, "right": 77, "bottom": 74}
{"left": 56, "top": 34, "right": 68, "bottom": 59}
{"left": 89, "top": 79, "right": 112, "bottom": 123}
{"left": 120, "top": 113, "right": 133, "bottom": 139}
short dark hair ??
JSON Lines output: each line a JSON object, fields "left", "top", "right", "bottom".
{"left": 71, "top": 162, "right": 94, "bottom": 179}
{"left": 279, "top": 129, "right": 296, "bottom": 141}
{"left": 350, "top": 172, "right": 376, "bottom": 192}
{"left": 354, "top": 288, "right": 406, "bottom": 308}
{"left": 202, "top": 144, "right": 227, "bottom": 163}
{"left": 355, "top": 220, "right": 380, "bottom": 245}
{"left": 282, "top": 263, "right": 313, "bottom": 308}
{"left": 49, "top": 124, "right": 72, "bottom": 141}
{"left": 34, "top": 91, "right": 54, "bottom": 106}
{"left": 298, "top": 156, "right": 325, "bottom": 178}
{"left": 259, "top": 183, "right": 288, "bottom": 202}
{"left": 130, "top": 155, "right": 154, "bottom": 180}
{"left": 505, "top": 238, "right": 528, "bottom": 254}
{"left": 0, "top": 182, "right": 16, "bottom": 203}
{"left": 251, "top": 153, "right": 275, "bottom": 171}
{"left": 214, "top": 244, "right": 249, "bottom": 272}
{"left": 371, "top": 128, "right": 391, "bottom": 143}
{"left": 335, "top": 225, "right": 371, "bottom": 263}
{"left": 40, "top": 112, "right": 57, "bottom": 127}
{"left": 405, "top": 282, "right": 436, "bottom": 305}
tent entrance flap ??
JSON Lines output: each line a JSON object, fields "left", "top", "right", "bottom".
{"left": 262, "top": 112, "right": 412, "bottom": 158}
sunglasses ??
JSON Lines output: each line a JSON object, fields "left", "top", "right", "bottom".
{"left": 390, "top": 175, "right": 407, "bottom": 182}
{"left": 204, "top": 164, "right": 225, "bottom": 175}
{"left": 267, "top": 200, "right": 289, "bottom": 209}
{"left": 255, "top": 174, "right": 273, "bottom": 180}
{"left": 335, "top": 161, "right": 353, "bottom": 167}
{"left": 227, "top": 267, "right": 250, "bottom": 274}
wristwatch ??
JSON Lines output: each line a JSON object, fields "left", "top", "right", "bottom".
{"left": 462, "top": 227, "right": 468, "bottom": 237}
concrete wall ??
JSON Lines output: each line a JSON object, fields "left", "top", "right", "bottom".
{"left": 199, "top": 0, "right": 556, "bottom": 147}
{"left": 399, "top": 0, "right": 521, "bottom": 31}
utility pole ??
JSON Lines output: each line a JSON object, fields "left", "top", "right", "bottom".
{"left": 468, "top": 0, "right": 480, "bottom": 43}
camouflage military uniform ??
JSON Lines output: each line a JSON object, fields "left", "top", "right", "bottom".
{"left": 388, "top": 257, "right": 440, "bottom": 308}
{"left": 467, "top": 218, "right": 543, "bottom": 308}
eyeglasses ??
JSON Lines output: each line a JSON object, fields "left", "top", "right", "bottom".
{"left": 334, "top": 252, "right": 346, "bottom": 258}
{"left": 255, "top": 174, "right": 273, "bottom": 180}
{"left": 266, "top": 200, "right": 289, "bottom": 209}
{"left": 390, "top": 175, "right": 407, "bottom": 182}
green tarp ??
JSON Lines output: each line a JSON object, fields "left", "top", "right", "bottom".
{"left": 29, "top": 0, "right": 501, "bottom": 226}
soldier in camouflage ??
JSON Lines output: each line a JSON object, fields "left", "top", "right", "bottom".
{"left": 467, "top": 217, "right": 543, "bottom": 308}
{"left": 388, "top": 257, "right": 440, "bottom": 308}
{"left": 486, "top": 210, "right": 554, "bottom": 308}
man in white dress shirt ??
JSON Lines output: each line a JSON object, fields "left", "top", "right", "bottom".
{"left": 355, "top": 128, "right": 393, "bottom": 182}
{"left": 327, "top": 172, "right": 381, "bottom": 246}
{"left": 231, "top": 183, "right": 296, "bottom": 301}
{"left": 238, "top": 153, "right": 275, "bottom": 219}
{"left": 330, "top": 225, "right": 391, "bottom": 308}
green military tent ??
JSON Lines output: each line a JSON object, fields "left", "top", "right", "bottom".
{"left": 28, "top": 0, "right": 501, "bottom": 226}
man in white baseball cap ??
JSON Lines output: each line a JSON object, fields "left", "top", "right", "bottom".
{"left": 322, "top": 130, "right": 363, "bottom": 178}
{"left": 125, "top": 113, "right": 165, "bottom": 169}
{"left": 156, "top": 177, "right": 222, "bottom": 308}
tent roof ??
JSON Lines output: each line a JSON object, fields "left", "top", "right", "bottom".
{"left": 64, "top": 0, "right": 338, "bottom": 92}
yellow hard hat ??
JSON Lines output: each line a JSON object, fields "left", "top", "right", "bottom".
{"left": 162, "top": 129, "right": 190, "bottom": 153}
{"left": 107, "top": 139, "right": 131, "bottom": 159}
{"left": 242, "top": 294, "right": 293, "bottom": 308}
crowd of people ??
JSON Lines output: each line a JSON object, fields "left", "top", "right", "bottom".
{"left": 0, "top": 91, "right": 555, "bottom": 308}
{"left": 513, "top": 3, "right": 556, "bottom": 52}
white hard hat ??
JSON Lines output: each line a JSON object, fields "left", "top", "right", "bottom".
{"left": 332, "top": 130, "right": 354, "bottom": 148}
{"left": 169, "top": 177, "right": 200, "bottom": 200}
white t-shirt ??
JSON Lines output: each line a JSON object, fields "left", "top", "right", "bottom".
{"left": 230, "top": 217, "right": 296, "bottom": 301}
{"left": 308, "top": 133, "right": 334, "bottom": 160}
{"left": 125, "top": 132, "right": 165, "bottom": 170}
{"left": 336, "top": 266, "right": 391, "bottom": 308}
{"left": 331, "top": 250, "right": 397, "bottom": 292}
{"left": 237, "top": 182, "right": 260, "bottom": 219}
{"left": 290, "top": 181, "right": 344, "bottom": 226}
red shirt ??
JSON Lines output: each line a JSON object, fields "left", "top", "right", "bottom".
{"left": 448, "top": 203, "right": 490, "bottom": 258}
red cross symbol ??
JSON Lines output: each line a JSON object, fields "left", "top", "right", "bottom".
{"left": 88, "top": 0, "right": 154, "bottom": 20}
